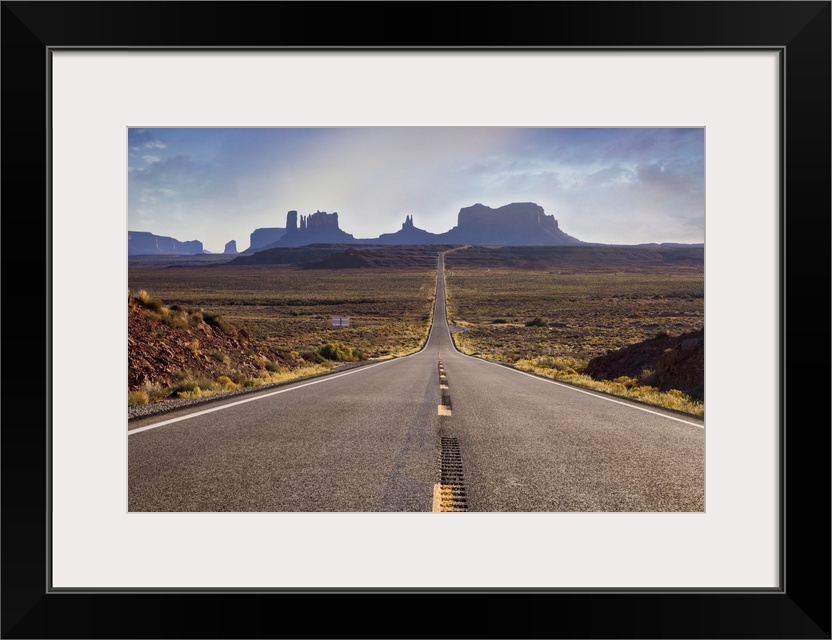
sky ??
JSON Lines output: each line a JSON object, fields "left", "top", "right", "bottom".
{"left": 128, "top": 127, "right": 705, "bottom": 253}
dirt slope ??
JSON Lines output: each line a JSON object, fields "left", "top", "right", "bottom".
{"left": 128, "top": 295, "right": 303, "bottom": 393}
{"left": 582, "top": 329, "right": 704, "bottom": 401}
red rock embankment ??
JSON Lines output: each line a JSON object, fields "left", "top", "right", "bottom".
{"left": 583, "top": 329, "right": 704, "bottom": 401}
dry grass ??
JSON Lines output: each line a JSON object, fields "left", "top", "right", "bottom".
{"left": 445, "top": 265, "right": 704, "bottom": 417}
{"left": 128, "top": 265, "right": 437, "bottom": 359}
{"left": 445, "top": 268, "right": 703, "bottom": 359}
{"left": 510, "top": 357, "right": 704, "bottom": 418}
{"left": 129, "top": 256, "right": 704, "bottom": 416}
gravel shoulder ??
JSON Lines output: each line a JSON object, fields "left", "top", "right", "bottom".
{"left": 128, "top": 360, "right": 372, "bottom": 422}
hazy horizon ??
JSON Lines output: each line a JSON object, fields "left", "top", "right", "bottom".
{"left": 128, "top": 127, "right": 705, "bottom": 253}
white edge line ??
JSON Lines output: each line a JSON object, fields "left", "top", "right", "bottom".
{"left": 129, "top": 359, "right": 394, "bottom": 435}
{"left": 440, "top": 256, "right": 703, "bottom": 430}
{"left": 481, "top": 359, "right": 704, "bottom": 428}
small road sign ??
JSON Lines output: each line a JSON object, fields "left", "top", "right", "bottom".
{"left": 332, "top": 317, "right": 350, "bottom": 327}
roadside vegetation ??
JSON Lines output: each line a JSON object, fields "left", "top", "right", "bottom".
{"left": 128, "top": 250, "right": 705, "bottom": 418}
{"left": 128, "top": 289, "right": 338, "bottom": 405}
{"left": 127, "top": 265, "right": 437, "bottom": 407}
{"left": 444, "top": 264, "right": 704, "bottom": 418}
{"left": 129, "top": 265, "right": 436, "bottom": 358}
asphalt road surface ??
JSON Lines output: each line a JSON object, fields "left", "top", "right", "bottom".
{"left": 129, "top": 254, "right": 704, "bottom": 512}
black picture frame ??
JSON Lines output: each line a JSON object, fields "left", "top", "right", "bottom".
{"left": 3, "top": 2, "right": 829, "bottom": 638}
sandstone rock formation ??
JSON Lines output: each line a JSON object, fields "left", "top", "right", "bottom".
{"left": 247, "top": 227, "right": 285, "bottom": 252}
{"left": 224, "top": 240, "right": 238, "bottom": 255}
{"left": 277, "top": 210, "right": 356, "bottom": 246}
{"left": 441, "top": 202, "right": 583, "bottom": 246}
{"left": 247, "top": 202, "right": 588, "bottom": 250}
{"left": 128, "top": 231, "right": 204, "bottom": 256}
{"left": 372, "top": 215, "right": 442, "bottom": 244}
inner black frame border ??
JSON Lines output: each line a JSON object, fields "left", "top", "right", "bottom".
{"left": 2, "top": 2, "right": 829, "bottom": 638}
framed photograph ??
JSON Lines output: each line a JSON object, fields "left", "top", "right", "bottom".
{"left": 124, "top": 124, "right": 707, "bottom": 517}
{"left": 4, "top": 1, "right": 829, "bottom": 638}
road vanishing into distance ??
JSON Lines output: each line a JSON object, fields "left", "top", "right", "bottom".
{"left": 129, "top": 254, "right": 704, "bottom": 512}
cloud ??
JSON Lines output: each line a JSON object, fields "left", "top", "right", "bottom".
{"left": 546, "top": 155, "right": 703, "bottom": 244}
{"left": 139, "top": 187, "right": 178, "bottom": 204}
{"left": 128, "top": 129, "right": 168, "bottom": 151}
{"left": 582, "top": 166, "right": 636, "bottom": 188}
{"left": 130, "top": 154, "right": 237, "bottom": 203}
{"left": 128, "top": 127, "right": 705, "bottom": 252}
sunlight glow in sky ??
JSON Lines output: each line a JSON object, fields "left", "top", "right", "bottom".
{"left": 128, "top": 127, "right": 704, "bottom": 253}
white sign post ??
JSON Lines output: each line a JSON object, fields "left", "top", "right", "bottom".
{"left": 331, "top": 317, "right": 350, "bottom": 328}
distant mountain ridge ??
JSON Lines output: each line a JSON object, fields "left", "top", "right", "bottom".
{"left": 132, "top": 202, "right": 702, "bottom": 254}
{"left": 247, "top": 227, "right": 286, "bottom": 252}
{"left": 274, "top": 210, "right": 357, "bottom": 246}
{"left": 440, "top": 202, "right": 583, "bottom": 245}
{"left": 227, "top": 243, "right": 704, "bottom": 271}
{"left": 128, "top": 231, "right": 205, "bottom": 256}
{"left": 259, "top": 202, "right": 585, "bottom": 249}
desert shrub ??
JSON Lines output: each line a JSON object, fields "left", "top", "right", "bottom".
{"left": 614, "top": 376, "right": 638, "bottom": 389}
{"left": 265, "top": 361, "right": 282, "bottom": 373}
{"left": 299, "top": 349, "right": 325, "bottom": 364}
{"left": 130, "top": 383, "right": 166, "bottom": 403}
{"left": 133, "top": 289, "right": 164, "bottom": 313}
{"left": 319, "top": 342, "right": 357, "bottom": 362}
{"left": 491, "top": 318, "right": 507, "bottom": 324}
{"left": 169, "top": 371, "right": 216, "bottom": 397}
{"left": 161, "top": 310, "right": 190, "bottom": 330}
{"left": 217, "top": 375, "right": 240, "bottom": 391}
{"left": 535, "top": 355, "right": 581, "bottom": 371}
{"left": 525, "top": 317, "right": 548, "bottom": 327}
{"left": 184, "top": 339, "right": 200, "bottom": 355}
{"left": 187, "top": 310, "right": 204, "bottom": 327}
{"left": 203, "top": 312, "right": 235, "bottom": 335}
{"left": 170, "top": 379, "right": 200, "bottom": 395}
{"left": 654, "top": 330, "right": 669, "bottom": 339}
{"left": 128, "top": 391, "right": 149, "bottom": 406}
{"left": 639, "top": 369, "right": 657, "bottom": 385}
{"left": 207, "top": 350, "right": 231, "bottom": 365}
{"left": 175, "top": 387, "right": 206, "bottom": 400}
{"left": 514, "top": 355, "right": 583, "bottom": 379}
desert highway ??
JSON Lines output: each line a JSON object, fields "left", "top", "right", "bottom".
{"left": 129, "top": 254, "right": 704, "bottom": 512}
